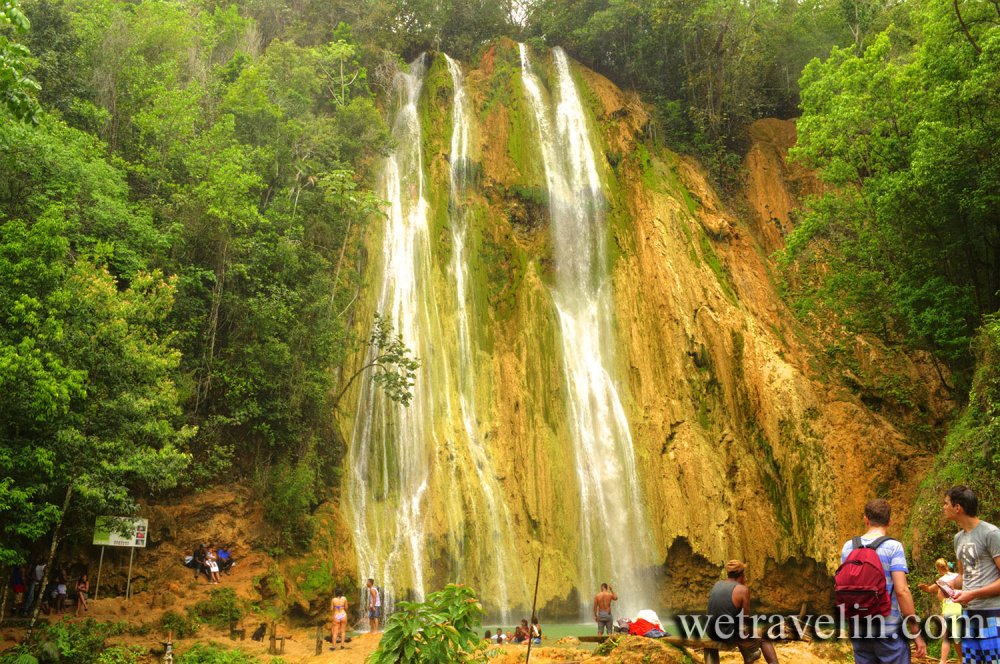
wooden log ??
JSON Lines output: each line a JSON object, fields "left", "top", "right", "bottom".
{"left": 576, "top": 635, "right": 738, "bottom": 649}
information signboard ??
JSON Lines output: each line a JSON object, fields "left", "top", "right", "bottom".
{"left": 93, "top": 516, "right": 148, "bottom": 548}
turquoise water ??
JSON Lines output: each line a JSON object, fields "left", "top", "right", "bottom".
{"left": 480, "top": 622, "right": 627, "bottom": 652}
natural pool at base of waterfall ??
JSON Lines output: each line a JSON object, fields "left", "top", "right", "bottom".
{"left": 476, "top": 621, "right": 680, "bottom": 652}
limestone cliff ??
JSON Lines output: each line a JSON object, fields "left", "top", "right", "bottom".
{"left": 334, "top": 39, "right": 946, "bottom": 618}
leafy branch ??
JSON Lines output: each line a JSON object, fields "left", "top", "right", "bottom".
{"left": 333, "top": 313, "right": 419, "bottom": 409}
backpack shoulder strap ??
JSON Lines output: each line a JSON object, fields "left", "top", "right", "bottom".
{"left": 851, "top": 536, "right": 862, "bottom": 551}
{"left": 867, "top": 536, "right": 895, "bottom": 551}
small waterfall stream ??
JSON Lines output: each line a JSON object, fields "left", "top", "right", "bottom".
{"left": 444, "top": 54, "right": 523, "bottom": 622}
{"left": 519, "top": 44, "right": 656, "bottom": 618}
{"left": 347, "top": 56, "right": 435, "bottom": 613}
{"left": 348, "top": 53, "right": 526, "bottom": 624}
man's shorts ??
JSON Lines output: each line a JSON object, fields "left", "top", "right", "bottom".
{"left": 369, "top": 607, "right": 381, "bottom": 619}
{"left": 732, "top": 637, "right": 764, "bottom": 663}
{"left": 850, "top": 626, "right": 912, "bottom": 664}
{"left": 597, "top": 611, "right": 613, "bottom": 636}
{"left": 962, "top": 610, "right": 1000, "bottom": 664}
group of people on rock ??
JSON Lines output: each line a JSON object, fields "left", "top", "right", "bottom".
{"left": 702, "top": 485, "right": 1000, "bottom": 664}
{"left": 187, "top": 543, "right": 233, "bottom": 584}
{"left": 7, "top": 562, "right": 89, "bottom": 617}
{"left": 485, "top": 616, "right": 542, "bottom": 645}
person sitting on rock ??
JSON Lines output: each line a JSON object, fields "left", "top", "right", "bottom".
{"left": 217, "top": 544, "right": 234, "bottom": 573}
{"left": 190, "top": 544, "right": 208, "bottom": 581}
{"left": 206, "top": 547, "right": 221, "bottom": 584}
{"left": 706, "top": 560, "right": 779, "bottom": 664}
{"left": 530, "top": 616, "right": 542, "bottom": 644}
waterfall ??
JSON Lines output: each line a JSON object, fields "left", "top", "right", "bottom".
{"left": 347, "top": 55, "right": 436, "bottom": 616}
{"left": 519, "top": 44, "right": 656, "bottom": 618}
{"left": 348, "top": 53, "right": 528, "bottom": 625}
{"left": 444, "top": 54, "right": 524, "bottom": 623}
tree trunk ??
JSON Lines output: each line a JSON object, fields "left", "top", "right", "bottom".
{"left": 953, "top": 0, "right": 982, "bottom": 54}
{"left": 0, "top": 567, "right": 9, "bottom": 623}
{"left": 196, "top": 240, "right": 229, "bottom": 413}
{"left": 29, "top": 483, "right": 74, "bottom": 633}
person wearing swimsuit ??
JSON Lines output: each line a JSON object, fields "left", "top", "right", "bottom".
{"left": 331, "top": 588, "right": 348, "bottom": 650}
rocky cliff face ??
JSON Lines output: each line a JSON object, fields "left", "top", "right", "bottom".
{"left": 334, "top": 39, "right": 947, "bottom": 618}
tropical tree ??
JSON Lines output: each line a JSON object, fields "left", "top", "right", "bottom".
{"left": 0, "top": 0, "right": 40, "bottom": 121}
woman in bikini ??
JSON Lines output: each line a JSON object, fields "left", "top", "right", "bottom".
{"left": 75, "top": 573, "right": 89, "bottom": 616}
{"left": 330, "top": 588, "right": 348, "bottom": 650}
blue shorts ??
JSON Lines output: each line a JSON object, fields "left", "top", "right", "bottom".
{"left": 963, "top": 611, "right": 1000, "bottom": 664}
{"left": 851, "top": 626, "right": 912, "bottom": 664}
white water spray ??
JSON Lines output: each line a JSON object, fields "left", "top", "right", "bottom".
{"left": 347, "top": 56, "right": 435, "bottom": 617}
{"left": 519, "top": 43, "right": 656, "bottom": 618}
{"left": 444, "top": 54, "right": 524, "bottom": 622}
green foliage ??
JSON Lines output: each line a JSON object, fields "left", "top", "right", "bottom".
{"left": 0, "top": 131, "right": 191, "bottom": 563}
{"left": 10, "top": 619, "right": 120, "bottom": 664}
{"left": 160, "top": 610, "right": 201, "bottom": 639}
{"left": 255, "top": 565, "right": 289, "bottom": 617}
{"left": 191, "top": 587, "right": 246, "bottom": 630}
{"left": 911, "top": 316, "right": 1000, "bottom": 567}
{"left": 176, "top": 644, "right": 258, "bottom": 664}
{"left": 785, "top": 3, "right": 1000, "bottom": 377}
{"left": 259, "top": 455, "right": 319, "bottom": 551}
{"left": 0, "top": 0, "right": 40, "bottom": 122}
{"left": 594, "top": 634, "right": 622, "bottom": 655}
{"left": 0, "top": 0, "right": 414, "bottom": 559}
{"left": 334, "top": 314, "right": 420, "bottom": 409}
{"left": 0, "top": 654, "right": 39, "bottom": 664}
{"left": 368, "top": 584, "right": 491, "bottom": 664}
{"left": 95, "top": 645, "right": 144, "bottom": 664}
{"left": 526, "top": 0, "right": 873, "bottom": 181}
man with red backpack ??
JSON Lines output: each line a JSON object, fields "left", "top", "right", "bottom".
{"left": 837, "top": 499, "right": 926, "bottom": 663}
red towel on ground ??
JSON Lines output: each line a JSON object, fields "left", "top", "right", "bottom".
{"left": 628, "top": 618, "right": 659, "bottom": 636}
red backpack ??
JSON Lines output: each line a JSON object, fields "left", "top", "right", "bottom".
{"left": 834, "top": 536, "right": 894, "bottom": 619}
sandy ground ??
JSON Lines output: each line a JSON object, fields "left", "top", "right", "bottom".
{"left": 3, "top": 608, "right": 930, "bottom": 664}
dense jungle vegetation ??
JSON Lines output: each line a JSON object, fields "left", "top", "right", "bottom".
{"left": 1, "top": 0, "right": 998, "bottom": 580}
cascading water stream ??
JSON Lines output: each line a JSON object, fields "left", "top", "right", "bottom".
{"left": 519, "top": 44, "right": 657, "bottom": 618}
{"left": 444, "top": 54, "right": 523, "bottom": 623}
{"left": 348, "top": 56, "right": 436, "bottom": 616}
{"left": 348, "top": 53, "right": 528, "bottom": 625}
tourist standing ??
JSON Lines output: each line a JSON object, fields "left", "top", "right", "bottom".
{"left": 54, "top": 569, "right": 67, "bottom": 614}
{"left": 593, "top": 582, "right": 617, "bottom": 635}
{"left": 75, "top": 573, "right": 89, "bottom": 616}
{"left": 330, "top": 587, "right": 348, "bottom": 650}
{"left": 918, "top": 558, "right": 962, "bottom": 663}
{"left": 23, "top": 559, "right": 44, "bottom": 615}
{"left": 944, "top": 485, "right": 1000, "bottom": 664}
{"left": 838, "top": 499, "right": 925, "bottom": 663}
{"left": 367, "top": 578, "right": 381, "bottom": 633}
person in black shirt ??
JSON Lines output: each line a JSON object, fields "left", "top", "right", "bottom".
{"left": 706, "top": 560, "right": 779, "bottom": 664}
